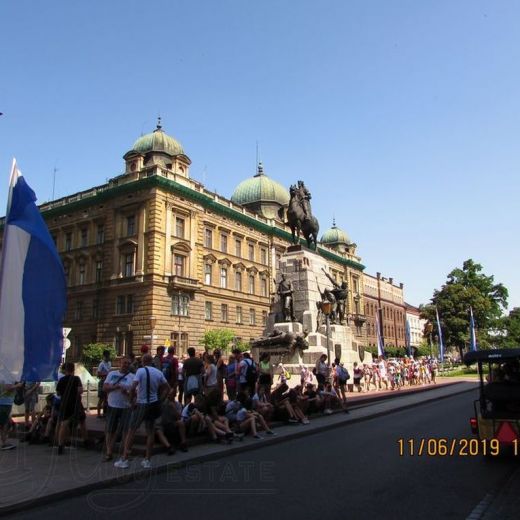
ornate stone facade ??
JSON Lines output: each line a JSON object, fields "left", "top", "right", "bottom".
{"left": 7, "top": 124, "right": 369, "bottom": 359}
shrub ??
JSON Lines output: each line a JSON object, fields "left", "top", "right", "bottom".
{"left": 82, "top": 343, "right": 116, "bottom": 368}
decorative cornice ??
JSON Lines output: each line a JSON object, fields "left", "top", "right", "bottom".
{"left": 12, "top": 175, "right": 365, "bottom": 272}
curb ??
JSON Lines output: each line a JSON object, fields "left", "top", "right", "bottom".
{"left": 0, "top": 381, "right": 476, "bottom": 517}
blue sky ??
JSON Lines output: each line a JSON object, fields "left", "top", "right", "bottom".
{"left": 1, "top": 0, "right": 519, "bottom": 310}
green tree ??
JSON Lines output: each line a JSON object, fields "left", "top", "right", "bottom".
{"left": 82, "top": 343, "right": 115, "bottom": 368}
{"left": 200, "top": 328, "right": 236, "bottom": 352}
{"left": 420, "top": 259, "right": 508, "bottom": 358}
{"left": 497, "top": 307, "right": 520, "bottom": 348}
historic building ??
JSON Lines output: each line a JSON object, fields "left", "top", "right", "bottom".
{"left": 405, "top": 303, "right": 426, "bottom": 348}
{"left": 11, "top": 122, "right": 371, "bottom": 359}
{"left": 363, "top": 272, "right": 407, "bottom": 349}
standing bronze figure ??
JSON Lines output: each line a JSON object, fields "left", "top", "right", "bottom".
{"left": 322, "top": 268, "right": 348, "bottom": 324}
{"left": 277, "top": 274, "right": 295, "bottom": 322}
{"left": 286, "top": 181, "right": 319, "bottom": 250}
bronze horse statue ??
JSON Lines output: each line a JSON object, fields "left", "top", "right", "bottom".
{"left": 286, "top": 184, "right": 319, "bottom": 250}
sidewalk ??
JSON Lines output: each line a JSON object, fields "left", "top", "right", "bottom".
{"left": 0, "top": 380, "right": 476, "bottom": 515}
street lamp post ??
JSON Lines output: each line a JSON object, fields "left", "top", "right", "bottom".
{"left": 149, "top": 316, "right": 157, "bottom": 353}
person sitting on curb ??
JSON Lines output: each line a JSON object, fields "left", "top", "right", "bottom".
{"left": 180, "top": 394, "right": 220, "bottom": 443}
{"left": 252, "top": 385, "right": 274, "bottom": 422}
{"left": 236, "top": 393, "right": 275, "bottom": 438}
{"left": 301, "top": 383, "right": 322, "bottom": 415}
{"left": 319, "top": 381, "right": 347, "bottom": 414}
{"left": 155, "top": 390, "right": 183, "bottom": 455}
{"left": 270, "top": 383, "right": 299, "bottom": 423}
{"left": 285, "top": 385, "right": 310, "bottom": 424}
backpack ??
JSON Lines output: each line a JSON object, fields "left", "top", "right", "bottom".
{"left": 245, "top": 359, "right": 258, "bottom": 384}
{"left": 162, "top": 359, "right": 172, "bottom": 381}
{"left": 14, "top": 384, "right": 25, "bottom": 406}
{"left": 338, "top": 366, "right": 350, "bottom": 383}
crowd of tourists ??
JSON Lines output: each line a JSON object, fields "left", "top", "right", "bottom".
{"left": 350, "top": 357, "right": 439, "bottom": 393}
{"left": 0, "top": 347, "right": 438, "bottom": 466}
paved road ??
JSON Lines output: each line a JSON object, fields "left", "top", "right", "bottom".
{"left": 10, "top": 389, "right": 520, "bottom": 520}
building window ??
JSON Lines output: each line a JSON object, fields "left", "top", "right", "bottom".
{"left": 205, "top": 228, "right": 213, "bottom": 248}
{"left": 248, "top": 244, "right": 254, "bottom": 261}
{"left": 114, "top": 332, "right": 125, "bottom": 356}
{"left": 175, "top": 217, "right": 185, "bottom": 239}
{"left": 92, "top": 299, "right": 99, "bottom": 319}
{"left": 260, "top": 248, "right": 267, "bottom": 265}
{"left": 95, "top": 261, "right": 103, "bottom": 283}
{"left": 220, "top": 267, "right": 228, "bottom": 289}
{"left": 174, "top": 254, "right": 185, "bottom": 277}
{"left": 220, "top": 234, "right": 228, "bottom": 253}
{"left": 80, "top": 228, "right": 88, "bottom": 248}
{"left": 260, "top": 278, "right": 268, "bottom": 297}
{"left": 65, "top": 232, "right": 72, "bottom": 252}
{"left": 171, "top": 332, "right": 189, "bottom": 354}
{"left": 116, "top": 294, "right": 133, "bottom": 315}
{"left": 124, "top": 253, "right": 134, "bottom": 277}
{"left": 262, "top": 310, "right": 268, "bottom": 326}
{"left": 275, "top": 254, "right": 281, "bottom": 270}
{"left": 204, "top": 263, "right": 212, "bottom": 285}
{"left": 221, "top": 304, "right": 228, "bottom": 322}
{"left": 205, "top": 301, "right": 213, "bottom": 320}
{"left": 172, "top": 293, "right": 190, "bottom": 316}
{"left": 249, "top": 308, "right": 256, "bottom": 326}
{"left": 249, "top": 274, "right": 255, "bottom": 295}
{"left": 235, "top": 239, "right": 242, "bottom": 257}
{"left": 236, "top": 306, "right": 243, "bottom": 324}
{"left": 63, "top": 263, "right": 70, "bottom": 284}
{"left": 96, "top": 225, "right": 105, "bottom": 245}
{"left": 74, "top": 301, "right": 83, "bottom": 320}
{"left": 126, "top": 215, "right": 136, "bottom": 236}
{"left": 235, "top": 271, "right": 242, "bottom": 292}
{"left": 79, "top": 262, "right": 86, "bottom": 285}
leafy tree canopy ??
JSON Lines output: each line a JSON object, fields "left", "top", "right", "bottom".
{"left": 420, "top": 259, "right": 508, "bottom": 355}
{"left": 497, "top": 307, "right": 520, "bottom": 348}
{"left": 200, "top": 328, "right": 236, "bottom": 352}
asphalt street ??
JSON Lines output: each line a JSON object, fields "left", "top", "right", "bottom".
{"left": 8, "top": 389, "right": 520, "bottom": 520}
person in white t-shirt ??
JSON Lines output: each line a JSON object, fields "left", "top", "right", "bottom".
{"left": 114, "top": 354, "right": 170, "bottom": 470}
{"left": 103, "top": 357, "right": 135, "bottom": 461}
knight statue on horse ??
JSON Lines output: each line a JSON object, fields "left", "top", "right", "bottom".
{"left": 286, "top": 180, "right": 319, "bottom": 250}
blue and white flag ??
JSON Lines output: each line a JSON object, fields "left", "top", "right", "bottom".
{"left": 405, "top": 319, "right": 412, "bottom": 357}
{"left": 469, "top": 307, "right": 477, "bottom": 352}
{"left": 375, "top": 311, "right": 385, "bottom": 358}
{"left": 0, "top": 160, "right": 67, "bottom": 383}
{"left": 435, "top": 307, "right": 444, "bottom": 362}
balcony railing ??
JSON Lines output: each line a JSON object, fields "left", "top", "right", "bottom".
{"left": 168, "top": 275, "right": 201, "bottom": 291}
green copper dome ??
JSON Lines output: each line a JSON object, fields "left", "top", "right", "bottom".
{"left": 321, "top": 220, "right": 350, "bottom": 245}
{"left": 131, "top": 120, "right": 184, "bottom": 156}
{"left": 231, "top": 163, "right": 290, "bottom": 207}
